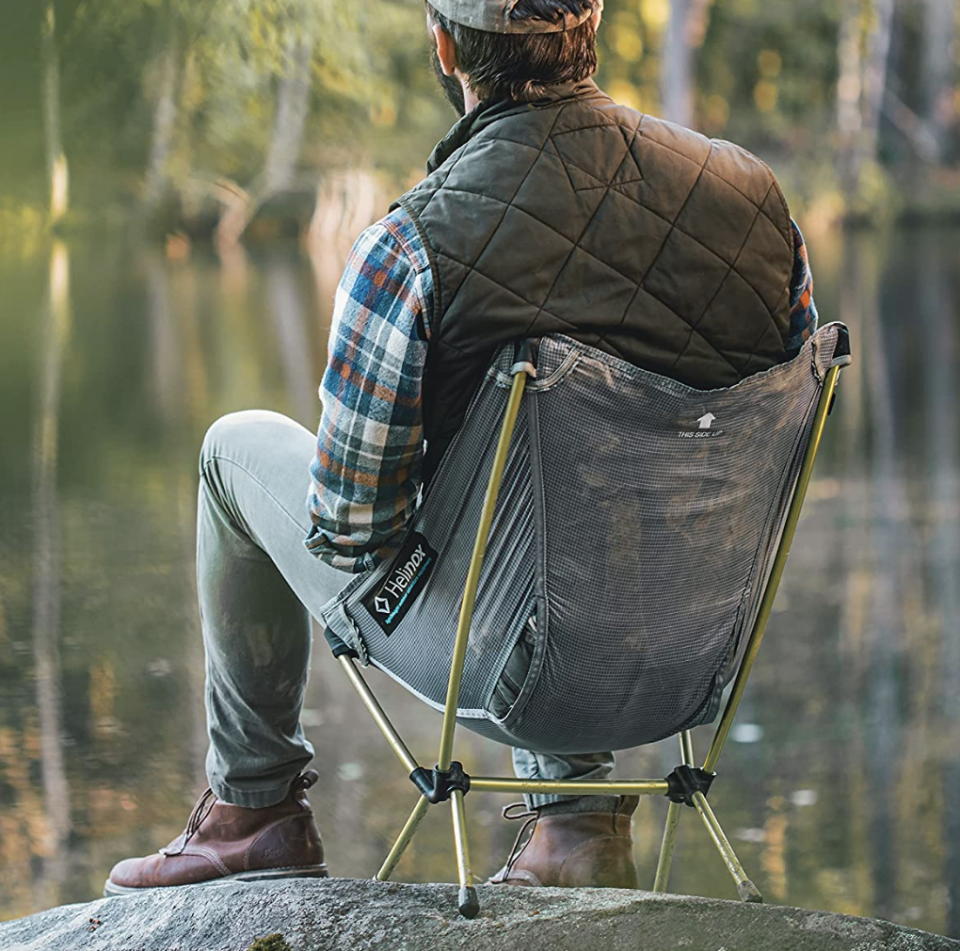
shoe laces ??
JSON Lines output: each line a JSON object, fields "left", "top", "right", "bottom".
{"left": 499, "top": 802, "right": 539, "bottom": 874}
{"left": 159, "top": 788, "right": 217, "bottom": 857}
{"left": 158, "top": 771, "right": 319, "bottom": 857}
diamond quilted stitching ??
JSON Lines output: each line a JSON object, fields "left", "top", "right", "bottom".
{"left": 545, "top": 138, "right": 608, "bottom": 192}
{"left": 578, "top": 190, "right": 671, "bottom": 282}
{"left": 550, "top": 124, "right": 634, "bottom": 190}
{"left": 472, "top": 203, "right": 575, "bottom": 305}
{"left": 545, "top": 247, "right": 640, "bottom": 327}
{"left": 675, "top": 173, "right": 765, "bottom": 268}
{"left": 512, "top": 145, "right": 607, "bottom": 239}
{"left": 407, "top": 89, "right": 795, "bottom": 397}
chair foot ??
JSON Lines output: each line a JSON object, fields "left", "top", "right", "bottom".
{"left": 458, "top": 885, "right": 481, "bottom": 919}
{"left": 691, "top": 791, "right": 764, "bottom": 904}
{"left": 737, "top": 880, "right": 763, "bottom": 903}
{"left": 450, "top": 790, "right": 479, "bottom": 917}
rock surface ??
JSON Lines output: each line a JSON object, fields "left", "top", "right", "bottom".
{"left": 1, "top": 879, "right": 956, "bottom": 951}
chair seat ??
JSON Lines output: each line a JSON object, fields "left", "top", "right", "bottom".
{"left": 321, "top": 324, "right": 848, "bottom": 755}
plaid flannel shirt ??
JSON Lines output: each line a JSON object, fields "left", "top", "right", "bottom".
{"left": 306, "top": 208, "right": 818, "bottom": 573}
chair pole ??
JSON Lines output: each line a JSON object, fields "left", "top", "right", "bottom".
{"left": 451, "top": 789, "right": 480, "bottom": 918}
{"left": 679, "top": 729, "right": 695, "bottom": 767}
{"left": 703, "top": 364, "right": 842, "bottom": 775}
{"left": 376, "top": 795, "right": 430, "bottom": 882}
{"left": 339, "top": 655, "right": 419, "bottom": 773}
{"left": 469, "top": 777, "right": 669, "bottom": 796}
{"left": 436, "top": 368, "right": 529, "bottom": 772}
{"left": 653, "top": 803, "right": 683, "bottom": 893}
{"left": 433, "top": 362, "right": 528, "bottom": 920}
{"left": 690, "top": 790, "right": 762, "bottom": 903}
{"left": 653, "top": 730, "right": 696, "bottom": 892}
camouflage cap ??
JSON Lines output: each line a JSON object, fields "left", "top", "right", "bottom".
{"left": 428, "top": 0, "right": 599, "bottom": 34}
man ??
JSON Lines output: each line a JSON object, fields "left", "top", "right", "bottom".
{"left": 106, "top": 0, "right": 817, "bottom": 894}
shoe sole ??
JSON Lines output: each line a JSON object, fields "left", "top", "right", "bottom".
{"left": 103, "top": 864, "right": 329, "bottom": 897}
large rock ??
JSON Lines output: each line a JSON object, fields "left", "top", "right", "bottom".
{"left": 0, "top": 879, "right": 956, "bottom": 951}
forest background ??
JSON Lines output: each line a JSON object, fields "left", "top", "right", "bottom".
{"left": 2, "top": 0, "right": 959, "bottom": 249}
{"left": 2, "top": 0, "right": 960, "bottom": 934}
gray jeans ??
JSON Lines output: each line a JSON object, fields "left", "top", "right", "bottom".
{"left": 198, "top": 410, "right": 614, "bottom": 810}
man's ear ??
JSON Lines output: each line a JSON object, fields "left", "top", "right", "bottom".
{"left": 592, "top": 0, "right": 603, "bottom": 30}
{"left": 432, "top": 22, "right": 458, "bottom": 76}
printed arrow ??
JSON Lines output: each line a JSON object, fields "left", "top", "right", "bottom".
{"left": 373, "top": 596, "right": 391, "bottom": 614}
{"left": 697, "top": 412, "right": 716, "bottom": 430}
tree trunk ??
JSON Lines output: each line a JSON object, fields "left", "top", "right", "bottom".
{"left": 144, "top": 34, "right": 180, "bottom": 213}
{"left": 41, "top": 2, "right": 69, "bottom": 224}
{"left": 860, "top": 0, "right": 897, "bottom": 167}
{"left": 262, "top": 32, "right": 314, "bottom": 195}
{"left": 881, "top": 87, "right": 938, "bottom": 163}
{"left": 919, "top": 0, "right": 958, "bottom": 164}
{"left": 216, "top": 30, "right": 314, "bottom": 248}
{"left": 662, "top": 0, "right": 693, "bottom": 127}
{"left": 835, "top": 0, "right": 863, "bottom": 193}
{"left": 661, "top": 0, "right": 712, "bottom": 127}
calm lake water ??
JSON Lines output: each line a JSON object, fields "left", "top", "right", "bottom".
{"left": 0, "top": 224, "right": 958, "bottom": 935}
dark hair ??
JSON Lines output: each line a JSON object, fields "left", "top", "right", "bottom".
{"left": 426, "top": 0, "right": 598, "bottom": 102}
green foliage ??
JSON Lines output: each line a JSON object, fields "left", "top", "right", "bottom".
{"left": 0, "top": 201, "right": 48, "bottom": 257}
{"left": 1, "top": 0, "right": 958, "bottom": 229}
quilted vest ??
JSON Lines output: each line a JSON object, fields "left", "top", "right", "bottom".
{"left": 394, "top": 80, "right": 795, "bottom": 478}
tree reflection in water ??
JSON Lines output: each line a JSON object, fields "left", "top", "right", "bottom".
{"left": 0, "top": 226, "right": 958, "bottom": 934}
{"left": 30, "top": 240, "right": 72, "bottom": 911}
{"left": 922, "top": 234, "right": 960, "bottom": 934}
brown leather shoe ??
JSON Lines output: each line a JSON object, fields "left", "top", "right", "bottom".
{"left": 489, "top": 796, "right": 639, "bottom": 888}
{"left": 104, "top": 771, "right": 327, "bottom": 895}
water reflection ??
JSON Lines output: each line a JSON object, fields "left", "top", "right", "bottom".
{"left": 266, "top": 257, "right": 319, "bottom": 426}
{"left": 0, "top": 225, "right": 958, "bottom": 935}
{"left": 921, "top": 235, "right": 960, "bottom": 936}
{"left": 29, "top": 240, "right": 72, "bottom": 910}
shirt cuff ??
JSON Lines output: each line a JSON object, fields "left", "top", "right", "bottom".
{"left": 303, "top": 525, "right": 381, "bottom": 574}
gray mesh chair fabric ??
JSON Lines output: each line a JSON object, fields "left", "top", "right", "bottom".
{"left": 320, "top": 322, "right": 847, "bottom": 756}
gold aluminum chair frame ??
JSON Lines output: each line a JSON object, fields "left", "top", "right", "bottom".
{"left": 336, "top": 350, "right": 845, "bottom": 919}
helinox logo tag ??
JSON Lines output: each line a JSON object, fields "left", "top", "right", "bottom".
{"left": 362, "top": 532, "right": 438, "bottom": 635}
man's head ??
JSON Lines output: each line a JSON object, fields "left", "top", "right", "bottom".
{"left": 426, "top": 0, "right": 602, "bottom": 116}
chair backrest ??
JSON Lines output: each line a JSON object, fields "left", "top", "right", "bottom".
{"left": 321, "top": 323, "right": 849, "bottom": 754}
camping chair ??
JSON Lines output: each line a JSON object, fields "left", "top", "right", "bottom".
{"left": 319, "top": 322, "right": 852, "bottom": 919}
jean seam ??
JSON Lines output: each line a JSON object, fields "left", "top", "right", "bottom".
{"left": 201, "top": 454, "right": 309, "bottom": 538}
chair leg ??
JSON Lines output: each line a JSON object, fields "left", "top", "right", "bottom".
{"left": 450, "top": 789, "right": 480, "bottom": 918}
{"left": 376, "top": 795, "right": 430, "bottom": 883}
{"left": 690, "top": 790, "right": 763, "bottom": 903}
{"left": 653, "top": 800, "right": 683, "bottom": 892}
{"left": 654, "top": 729, "right": 695, "bottom": 893}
